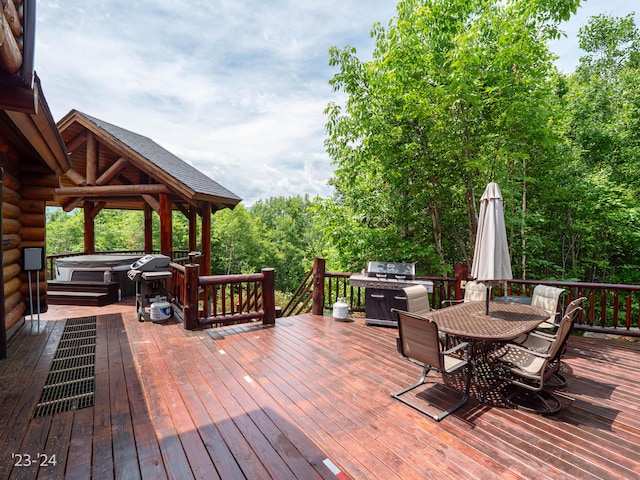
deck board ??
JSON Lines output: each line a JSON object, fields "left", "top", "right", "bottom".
{"left": 1, "top": 305, "right": 640, "bottom": 479}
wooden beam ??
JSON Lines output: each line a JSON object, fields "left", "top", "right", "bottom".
{"left": 90, "top": 201, "right": 106, "bottom": 220}
{"left": 144, "top": 203, "right": 153, "bottom": 253}
{"left": 64, "top": 130, "right": 87, "bottom": 153}
{"left": 201, "top": 202, "right": 211, "bottom": 276}
{"left": 83, "top": 201, "right": 95, "bottom": 254}
{"left": 0, "top": 11, "right": 22, "bottom": 73}
{"left": 62, "top": 197, "right": 84, "bottom": 212}
{"left": 86, "top": 131, "right": 97, "bottom": 184}
{"left": 142, "top": 194, "right": 160, "bottom": 214}
{"left": 64, "top": 168, "right": 87, "bottom": 186}
{"left": 1, "top": 168, "right": 5, "bottom": 359}
{"left": 188, "top": 207, "right": 197, "bottom": 253}
{"left": 96, "top": 158, "right": 129, "bottom": 185}
{"left": 2, "top": 0, "right": 22, "bottom": 37}
{"left": 159, "top": 193, "right": 172, "bottom": 257}
{"left": 55, "top": 184, "right": 171, "bottom": 197}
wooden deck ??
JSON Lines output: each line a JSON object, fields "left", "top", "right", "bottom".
{"left": 1, "top": 303, "right": 640, "bottom": 479}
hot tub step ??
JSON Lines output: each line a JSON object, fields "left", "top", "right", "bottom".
{"left": 47, "top": 281, "right": 118, "bottom": 306}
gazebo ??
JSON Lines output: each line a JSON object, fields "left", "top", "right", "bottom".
{"left": 54, "top": 110, "right": 242, "bottom": 276}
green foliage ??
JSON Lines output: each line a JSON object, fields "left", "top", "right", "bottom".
{"left": 325, "top": 0, "right": 567, "bottom": 278}
{"left": 46, "top": 209, "right": 84, "bottom": 254}
{"left": 210, "top": 196, "right": 326, "bottom": 292}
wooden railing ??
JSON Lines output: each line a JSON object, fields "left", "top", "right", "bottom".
{"left": 283, "top": 258, "right": 640, "bottom": 338}
{"left": 503, "top": 279, "right": 640, "bottom": 337}
{"left": 281, "top": 258, "right": 457, "bottom": 317}
{"left": 171, "top": 263, "right": 276, "bottom": 330}
{"left": 55, "top": 250, "right": 639, "bottom": 337}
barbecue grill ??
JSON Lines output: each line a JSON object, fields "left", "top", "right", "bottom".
{"left": 127, "top": 254, "right": 172, "bottom": 322}
{"left": 350, "top": 262, "right": 433, "bottom": 326}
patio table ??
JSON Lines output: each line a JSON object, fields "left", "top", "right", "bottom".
{"left": 419, "top": 301, "right": 549, "bottom": 403}
{"left": 421, "top": 301, "right": 547, "bottom": 341}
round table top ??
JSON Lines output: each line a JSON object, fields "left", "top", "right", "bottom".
{"left": 422, "top": 301, "right": 549, "bottom": 340}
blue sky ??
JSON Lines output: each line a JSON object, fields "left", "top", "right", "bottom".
{"left": 34, "top": 1, "right": 638, "bottom": 205}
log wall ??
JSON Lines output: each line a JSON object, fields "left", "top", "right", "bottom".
{"left": 1, "top": 150, "right": 52, "bottom": 335}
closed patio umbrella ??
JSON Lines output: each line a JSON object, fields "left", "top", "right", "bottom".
{"left": 470, "top": 182, "right": 513, "bottom": 314}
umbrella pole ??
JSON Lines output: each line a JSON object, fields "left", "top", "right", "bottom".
{"left": 485, "top": 288, "right": 490, "bottom": 315}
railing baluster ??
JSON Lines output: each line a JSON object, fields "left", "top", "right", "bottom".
{"left": 625, "top": 293, "right": 631, "bottom": 329}
{"left": 613, "top": 291, "right": 619, "bottom": 328}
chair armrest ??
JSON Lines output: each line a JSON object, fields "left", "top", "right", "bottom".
{"left": 443, "top": 341, "right": 469, "bottom": 357}
{"left": 528, "top": 330, "right": 556, "bottom": 341}
{"left": 440, "top": 299, "right": 463, "bottom": 307}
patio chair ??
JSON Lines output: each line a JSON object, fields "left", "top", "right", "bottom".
{"left": 513, "top": 297, "right": 587, "bottom": 355}
{"left": 511, "top": 284, "right": 566, "bottom": 345}
{"left": 441, "top": 280, "right": 487, "bottom": 307}
{"left": 390, "top": 309, "right": 472, "bottom": 422}
{"left": 530, "top": 285, "right": 566, "bottom": 330}
{"left": 403, "top": 284, "right": 432, "bottom": 314}
{"left": 403, "top": 284, "right": 450, "bottom": 345}
{"left": 491, "top": 297, "right": 586, "bottom": 414}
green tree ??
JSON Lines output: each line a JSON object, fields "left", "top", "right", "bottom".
{"left": 250, "top": 196, "right": 323, "bottom": 292}
{"left": 561, "top": 13, "right": 640, "bottom": 281}
{"left": 325, "top": 0, "right": 578, "bottom": 276}
{"left": 46, "top": 208, "right": 84, "bottom": 255}
{"left": 210, "top": 205, "right": 268, "bottom": 275}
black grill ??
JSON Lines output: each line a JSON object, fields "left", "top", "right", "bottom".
{"left": 350, "top": 262, "right": 432, "bottom": 326}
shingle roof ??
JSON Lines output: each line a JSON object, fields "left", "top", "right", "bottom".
{"left": 79, "top": 111, "right": 241, "bottom": 203}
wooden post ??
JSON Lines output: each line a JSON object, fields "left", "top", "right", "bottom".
{"left": 144, "top": 203, "right": 153, "bottom": 253}
{"left": 1, "top": 168, "right": 6, "bottom": 359}
{"left": 86, "top": 131, "right": 97, "bottom": 185}
{"left": 83, "top": 201, "right": 95, "bottom": 254}
{"left": 262, "top": 268, "right": 276, "bottom": 325}
{"left": 159, "top": 193, "right": 172, "bottom": 257}
{"left": 311, "top": 257, "right": 325, "bottom": 315}
{"left": 454, "top": 263, "right": 468, "bottom": 300}
{"left": 183, "top": 263, "right": 199, "bottom": 330}
{"left": 188, "top": 207, "right": 197, "bottom": 253}
{"left": 201, "top": 202, "right": 211, "bottom": 276}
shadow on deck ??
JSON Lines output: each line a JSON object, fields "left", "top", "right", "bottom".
{"left": 1, "top": 303, "right": 640, "bottom": 479}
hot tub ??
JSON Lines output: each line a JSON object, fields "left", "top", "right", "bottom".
{"left": 55, "top": 254, "right": 144, "bottom": 297}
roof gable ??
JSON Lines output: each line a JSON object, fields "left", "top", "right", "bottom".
{"left": 79, "top": 112, "right": 241, "bottom": 203}
{"left": 56, "top": 110, "right": 241, "bottom": 212}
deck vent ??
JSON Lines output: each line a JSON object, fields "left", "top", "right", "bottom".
{"left": 33, "top": 316, "right": 97, "bottom": 418}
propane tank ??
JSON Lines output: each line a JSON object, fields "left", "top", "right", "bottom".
{"left": 332, "top": 297, "right": 349, "bottom": 321}
{"left": 150, "top": 300, "right": 172, "bottom": 323}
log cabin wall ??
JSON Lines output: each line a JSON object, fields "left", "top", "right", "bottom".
{"left": 0, "top": 145, "right": 53, "bottom": 335}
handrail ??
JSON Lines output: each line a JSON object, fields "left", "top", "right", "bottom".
{"left": 504, "top": 279, "right": 640, "bottom": 337}
{"left": 300, "top": 258, "right": 640, "bottom": 337}
{"left": 176, "top": 265, "right": 276, "bottom": 330}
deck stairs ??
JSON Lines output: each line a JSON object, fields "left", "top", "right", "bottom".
{"left": 47, "top": 281, "right": 119, "bottom": 306}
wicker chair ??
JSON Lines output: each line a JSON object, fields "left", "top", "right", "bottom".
{"left": 391, "top": 309, "right": 471, "bottom": 421}
{"left": 491, "top": 297, "right": 586, "bottom": 414}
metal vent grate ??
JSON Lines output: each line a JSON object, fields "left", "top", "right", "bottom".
{"left": 33, "top": 316, "right": 97, "bottom": 418}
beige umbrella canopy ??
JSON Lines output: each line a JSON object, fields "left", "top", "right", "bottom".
{"left": 470, "top": 182, "right": 513, "bottom": 314}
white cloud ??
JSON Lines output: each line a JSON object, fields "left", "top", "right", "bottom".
{"left": 34, "top": 1, "right": 638, "bottom": 205}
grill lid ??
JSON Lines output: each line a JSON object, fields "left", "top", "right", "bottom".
{"left": 130, "top": 254, "right": 170, "bottom": 272}
{"left": 367, "top": 262, "right": 415, "bottom": 280}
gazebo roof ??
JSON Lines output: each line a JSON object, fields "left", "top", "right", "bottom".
{"left": 55, "top": 109, "right": 241, "bottom": 212}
